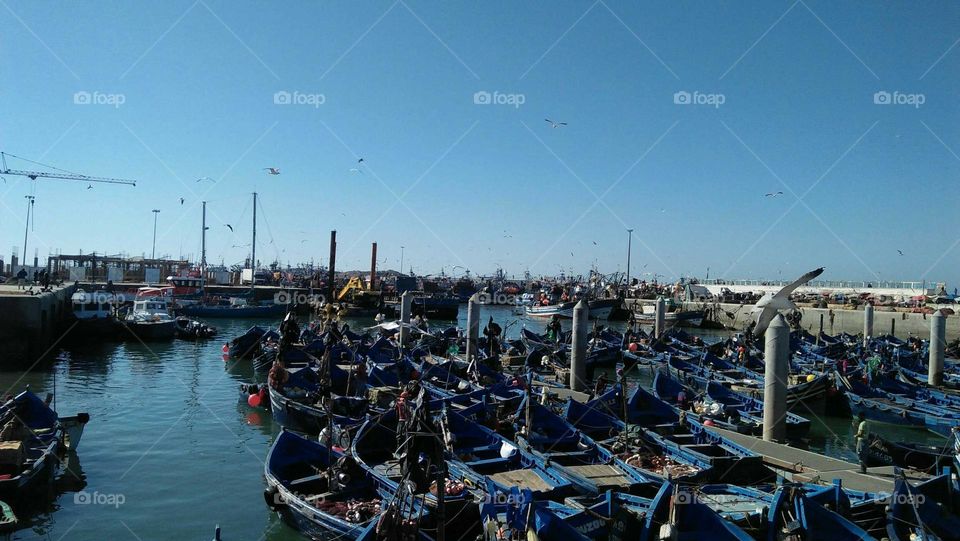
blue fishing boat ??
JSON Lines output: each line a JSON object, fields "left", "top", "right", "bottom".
{"left": 703, "top": 380, "right": 812, "bottom": 438}
{"left": 563, "top": 395, "right": 713, "bottom": 482}
{"left": 512, "top": 396, "right": 654, "bottom": 495}
{"left": 180, "top": 301, "right": 286, "bottom": 319}
{"left": 645, "top": 482, "right": 756, "bottom": 540}
{"left": 885, "top": 471, "right": 960, "bottom": 541}
{"left": 768, "top": 484, "right": 874, "bottom": 540}
{"left": 226, "top": 325, "right": 274, "bottom": 358}
{"left": 264, "top": 430, "right": 387, "bottom": 540}
{"left": 268, "top": 379, "right": 369, "bottom": 435}
{"left": 0, "top": 390, "right": 80, "bottom": 502}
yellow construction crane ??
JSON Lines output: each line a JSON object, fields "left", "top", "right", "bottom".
{"left": 337, "top": 276, "right": 367, "bottom": 301}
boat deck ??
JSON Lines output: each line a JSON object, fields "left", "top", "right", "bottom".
{"left": 563, "top": 464, "right": 633, "bottom": 487}
{"left": 486, "top": 469, "right": 555, "bottom": 492}
{"left": 711, "top": 427, "right": 931, "bottom": 493}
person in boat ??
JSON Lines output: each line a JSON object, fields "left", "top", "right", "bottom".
{"left": 546, "top": 315, "right": 562, "bottom": 343}
{"left": 279, "top": 312, "right": 300, "bottom": 350}
{"left": 677, "top": 388, "right": 690, "bottom": 410}
{"left": 268, "top": 359, "right": 289, "bottom": 391}
{"left": 483, "top": 317, "right": 502, "bottom": 357}
{"left": 593, "top": 373, "right": 608, "bottom": 398}
{"left": 374, "top": 312, "right": 385, "bottom": 325}
{"left": 854, "top": 412, "right": 869, "bottom": 473}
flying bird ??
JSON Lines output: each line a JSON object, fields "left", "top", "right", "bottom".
{"left": 224, "top": 224, "right": 234, "bottom": 232}
{"left": 897, "top": 250, "right": 904, "bottom": 256}
{"left": 751, "top": 267, "right": 825, "bottom": 337}
{"left": 86, "top": 184, "right": 93, "bottom": 190}
{"left": 592, "top": 241, "right": 597, "bottom": 245}
{"left": 349, "top": 168, "right": 363, "bottom": 174}
{"left": 765, "top": 192, "right": 784, "bottom": 197}
{"left": 263, "top": 168, "right": 281, "bottom": 175}
{"left": 545, "top": 118, "right": 567, "bottom": 128}
{"left": 195, "top": 177, "right": 215, "bottom": 183}
{"left": 179, "top": 197, "right": 185, "bottom": 205}
{"left": 358, "top": 158, "right": 364, "bottom": 164}
{"left": 300, "top": 239, "right": 308, "bottom": 244}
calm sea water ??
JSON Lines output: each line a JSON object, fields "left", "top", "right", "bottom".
{"left": 1, "top": 305, "right": 947, "bottom": 540}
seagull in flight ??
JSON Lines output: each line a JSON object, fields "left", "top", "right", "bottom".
{"left": 358, "top": 158, "right": 364, "bottom": 164}
{"left": 545, "top": 118, "right": 567, "bottom": 129}
{"left": 349, "top": 168, "right": 363, "bottom": 174}
{"left": 263, "top": 168, "right": 281, "bottom": 175}
{"left": 765, "top": 192, "right": 784, "bottom": 198}
{"left": 195, "top": 176, "right": 215, "bottom": 183}
{"left": 224, "top": 224, "right": 234, "bottom": 232}
{"left": 897, "top": 250, "right": 904, "bottom": 256}
{"left": 179, "top": 197, "right": 185, "bottom": 205}
{"left": 752, "top": 267, "right": 825, "bottom": 337}
{"left": 86, "top": 184, "right": 93, "bottom": 190}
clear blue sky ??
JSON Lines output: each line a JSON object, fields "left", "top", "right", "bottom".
{"left": 1, "top": 1, "right": 958, "bottom": 286}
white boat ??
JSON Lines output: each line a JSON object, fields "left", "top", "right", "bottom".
{"left": 123, "top": 287, "right": 177, "bottom": 340}
{"left": 69, "top": 289, "right": 122, "bottom": 337}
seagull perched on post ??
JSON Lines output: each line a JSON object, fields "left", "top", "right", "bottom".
{"left": 751, "top": 267, "right": 824, "bottom": 337}
{"left": 545, "top": 118, "right": 567, "bottom": 128}
{"left": 263, "top": 167, "right": 281, "bottom": 175}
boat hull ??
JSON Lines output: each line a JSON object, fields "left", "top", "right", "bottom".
{"left": 525, "top": 299, "right": 620, "bottom": 319}
{"left": 122, "top": 320, "right": 177, "bottom": 340}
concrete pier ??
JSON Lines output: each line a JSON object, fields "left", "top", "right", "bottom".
{"left": 763, "top": 314, "right": 789, "bottom": 443}
{"left": 466, "top": 294, "right": 479, "bottom": 362}
{"left": 570, "top": 300, "right": 588, "bottom": 392}
{"left": 0, "top": 284, "right": 76, "bottom": 365}
{"left": 668, "top": 300, "right": 960, "bottom": 341}
{"left": 929, "top": 311, "right": 946, "bottom": 386}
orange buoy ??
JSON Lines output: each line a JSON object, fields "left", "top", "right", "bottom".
{"left": 247, "top": 393, "right": 261, "bottom": 408}
{"left": 628, "top": 342, "right": 639, "bottom": 353}
{"left": 703, "top": 419, "right": 715, "bottom": 427}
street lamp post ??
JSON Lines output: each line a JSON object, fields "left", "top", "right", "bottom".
{"left": 400, "top": 246, "right": 405, "bottom": 276}
{"left": 626, "top": 229, "right": 634, "bottom": 290}
{"left": 151, "top": 209, "right": 160, "bottom": 259}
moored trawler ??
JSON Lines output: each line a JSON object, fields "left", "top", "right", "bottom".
{"left": 69, "top": 288, "right": 123, "bottom": 338}
{"left": 525, "top": 297, "right": 620, "bottom": 319}
{"left": 122, "top": 287, "right": 177, "bottom": 340}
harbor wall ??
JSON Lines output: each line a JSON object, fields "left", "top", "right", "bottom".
{"left": 684, "top": 301, "right": 960, "bottom": 341}
{"left": 0, "top": 284, "right": 76, "bottom": 366}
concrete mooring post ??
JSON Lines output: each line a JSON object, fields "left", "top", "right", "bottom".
{"left": 929, "top": 310, "right": 946, "bottom": 386}
{"left": 570, "top": 300, "right": 589, "bottom": 392}
{"left": 399, "top": 291, "right": 413, "bottom": 348}
{"left": 654, "top": 297, "right": 666, "bottom": 339}
{"left": 890, "top": 318, "right": 896, "bottom": 338}
{"left": 466, "top": 294, "right": 480, "bottom": 362}
{"left": 763, "top": 314, "right": 789, "bottom": 442}
{"left": 863, "top": 304, "right": 874, "bottom": 347}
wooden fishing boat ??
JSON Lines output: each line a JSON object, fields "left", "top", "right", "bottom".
{"left": 862, "top": 433, "right": 953, "bottom": 472}
{"left": 768, "top": 484, "right": 875, "bottom": 540}
{"left": 264, "top": 430, "right": 387, "bottom": 540}
{"left": 512, "top": 397, "right": 655, "bottom": 495}
{"left": 436, "top": 407, "right": 575, "bottom": 500}
{"left": 226, "top": 325, "right": 273, "bottom": 358}
{"left": 0, "top": 390, "right": 67, "bottom": 501}
{"left": 885, "top": 471, "right": 960, "bottom": 541}
{"left": 702, "top": 380, "right": 812, "bottom": 439}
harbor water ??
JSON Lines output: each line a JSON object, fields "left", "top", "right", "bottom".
{"left": 2, "top": 305, "right": 949, "bottom": 540}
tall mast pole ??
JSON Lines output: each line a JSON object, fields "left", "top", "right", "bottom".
{"left": 201, "top": 201, "right": 207, "bottom": 294}
{"left": 22, "top": 196, "right": 34, "bottom": 268}
{"left": 251, "top": 192, "right": 257, "bottom": 291}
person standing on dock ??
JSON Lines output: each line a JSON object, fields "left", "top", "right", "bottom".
{"left": 854, "top": 412, "right": 869, "bottom": 473}
{"left": 15, "top": 268, "right": 26, "bottom": 289}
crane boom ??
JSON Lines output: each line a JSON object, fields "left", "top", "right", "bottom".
{"left": 1, "top": 168, "right": 136, "bottom": 185}
{"left": 0, "top": 152, "right": 136, "bottom": 186}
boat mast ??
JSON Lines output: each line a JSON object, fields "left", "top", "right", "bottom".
{"left": 201, "top": 201, "right": 207, "bottom": 294}
{"left": 251, "top": 192, "right": 257, "bottom": 291}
